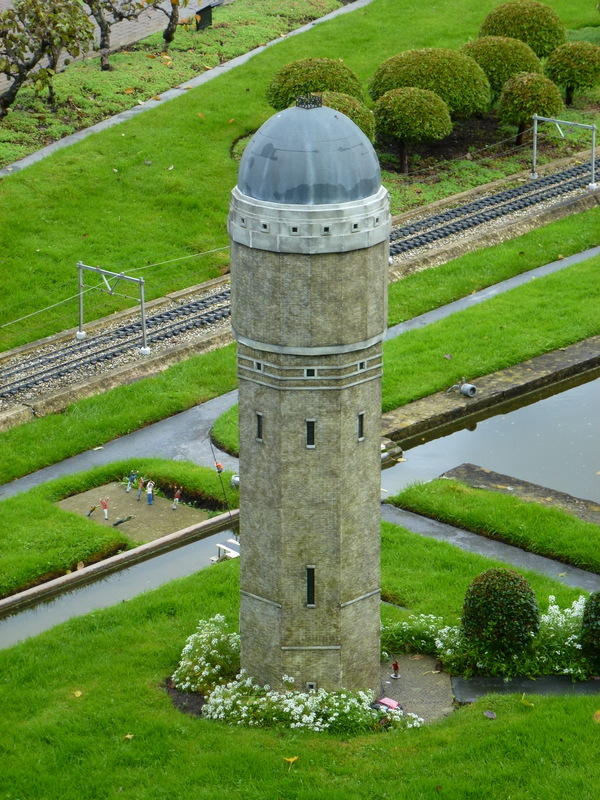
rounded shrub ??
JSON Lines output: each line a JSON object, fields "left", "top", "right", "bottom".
{"left": 368, "top": 48, "right": 491, "bottom": 118}
{"left": 374, "top": 87, "right": 452, "bottom": 173}
{"left": 320, "top": 91, "right": 375, "bottom": 141}
{"left": 479, "top": 0, "right": 566, "bottom": 59}
{"left": 265, "top": 58, "right": 364, "bottom": 111}
{"left": 545, "top": 41, "right": 600, "bottom": 106}
{"left": 581, "top": 591, "right": 600, "bottom": 672}
{"left": 462, "top": 568, "right": 539, "bottom": 655}
{"left": 462, "top": 36, "right": 541, "bottom": 97}
{"left": 497, "top": 71, "right": 563, "bottom": 143}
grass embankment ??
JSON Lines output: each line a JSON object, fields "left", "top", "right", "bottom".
{"left": 1, "top": 0, "right": 597, "bottom": 350}
{"left": 0, "top": 521, "right": 591, "bottom": 800}
{"left": 381, "top": 252, "right": 600, "bottom": 412}
{"left": 212, "top": 247, "right": 600, "bottom": 454}
{"left": 2, "top": 214, "right": 599, "bottom": 484}
{"left": 389, "top": 481, "right": 600, "bottom": 575}
{"left": 0, "top": 343, "right": 237, "bottom": 485}
{"left": 0, "top": 458, "right": 238, "bottom": 599}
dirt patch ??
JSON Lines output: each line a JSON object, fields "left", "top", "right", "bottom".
{"left": 164, "top": 676, "right": 207, "bottom": 717}
{"left": 58, "top": 481, "right": 209, "bottom": 544}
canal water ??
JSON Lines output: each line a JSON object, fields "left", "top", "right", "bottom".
{"left": 0, "top": 531, "right": 236, "bottom": 649}
{"left": 381, "top": 375, "right": 599, "bottom": 502}
{"left": 1, "top": 376, "right": 598, "bottom": 650}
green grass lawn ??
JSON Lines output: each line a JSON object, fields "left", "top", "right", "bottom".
{"left": 0, "top": 458, "right": 238, "bottom": 598}
{"left": 0, "top": 518, "right": 592, "bottom": 800}
{"left": 1, "top": 218, "right": 598, "bottom": 485}
{"left": 1, "top": 0, "right": 598, "bottom": 351}
{"left": 388, "top": 480, "right": 600, "bottom": 574}
{"left": 211, "top": 248, "right": 600, "bottom": 454}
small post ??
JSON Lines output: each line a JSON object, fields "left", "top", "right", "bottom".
{"left": 589, "top": 125, "right": 598, "bottom": 191}
{"left": 76, "top": 261, "right": 87, "bottom": 340}
{"left": 530, "top": 114, "right": 538, "bottom": 179}
{"left": 139, "top": 278, "right": 151, "bottom": 355}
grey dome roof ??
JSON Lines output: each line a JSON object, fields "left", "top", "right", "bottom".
{"left": 237, "top": 104, "right": 381, "bottom": 205}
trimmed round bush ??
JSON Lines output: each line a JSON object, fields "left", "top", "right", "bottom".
{"left": 462, "top": 36, "right": 541, "bottom": 97}
{"left": 497, "top": 71, "right": 563, "bottom": 141}
{"left": 581, "top": 591, "right": 600, "bottom": 672}
{"left": 265, "top": 58, "right": 364, "bottom": 111}
{"left": 462, "top": 568, "right": 539, "bottom": 655}
{"left": 374, "top": 87, "right": 452, "bottom": 173}
{"left": 545, "top": 41, "right": 600, "bottom": 106}
{"left": 321, "top": 91, "right": 375, "bottom": 141}
{"left": 479, "top": 0, "right": 566, "bottom": 59}
{"left": 369, "top": 48, "right": 491, "bottom": 118}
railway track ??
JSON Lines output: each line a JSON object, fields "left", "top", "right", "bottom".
{"left": 1, "top": 160, "right": 596, "bottom": 408}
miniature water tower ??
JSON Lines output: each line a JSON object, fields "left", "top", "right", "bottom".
{"left": 228, "top": 97, "right": 390, "bottom": 692}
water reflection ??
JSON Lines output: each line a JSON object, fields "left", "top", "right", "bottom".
{"left": 381, "top": 377, "right": 599, "bottom": 502}
{"left": 0, "top": 531, "right": 235, "bottom": 649}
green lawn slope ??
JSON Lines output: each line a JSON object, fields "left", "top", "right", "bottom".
{"left": 0, "top": 520, "right": 590, "bottom": 800}
{"left": 0, "top": 0, "right": 597, "bottom": 350}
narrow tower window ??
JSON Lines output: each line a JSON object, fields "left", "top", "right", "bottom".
{"left": 305, "top": 367, "right": 316, "bottom": 377}
{"left": 358, "top": 361, "right": 366, "bottom": 371}
{"left": 254, "top": 361, "right": 262, "bottom": 371}
{"left": 306, "top": 419, "right": 315, "bottom": 448}
{"left": 306, "top": 566, "right": 315, "bottom": 606}
{"left": 256, "top": 413, "right": 263, "bottom": 441}
{"left": 358, "top": 412, "right": 365, "bottom": 441}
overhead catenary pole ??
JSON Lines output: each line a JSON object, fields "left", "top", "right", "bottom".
{"left": 76, "top": 262, "right": 151, "bottom": 354}
{"left": 76, "top": 261, "right": 87, "bottom": 340}
{"left": 531, "top": 114, "right": 598, "bottom": 189}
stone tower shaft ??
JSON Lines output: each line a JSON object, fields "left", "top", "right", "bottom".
{"left": 229, "top": 104, "right": 390, "bottom": 693}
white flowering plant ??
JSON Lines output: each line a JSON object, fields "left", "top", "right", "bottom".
{"left": 203, "top": 672, "right": 423, "bottom": 733}
{"left": 382, "top": 596, "right": 594, "bottom": 680}
{"left": 172, "top": 614, "right": 241, "bottom": 694}
{"left": 172, "top": 616, "right": 423, "bottom": 733}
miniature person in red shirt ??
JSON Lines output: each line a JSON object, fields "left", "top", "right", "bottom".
{"left": 100, "top": 497, "right": 109, "bottom": 520}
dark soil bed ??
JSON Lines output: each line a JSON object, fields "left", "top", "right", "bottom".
{"left": 164, "top": 676, "right": 207, "bottom": 717}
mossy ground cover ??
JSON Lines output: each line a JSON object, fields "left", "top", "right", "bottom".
{"left": 0, "top": 457, "right": 238, "bottom": 598}
{"left": 0, "top": 519, "right": 593, "bottom": 800}
{"left": 0, "top": 0, "right": 340, "bottom": 167}
{"left": 1, "top": 0, "right": 598, "bottom": 351}
{"left": 388, "top": 480, "right": 600, "bottom": 575}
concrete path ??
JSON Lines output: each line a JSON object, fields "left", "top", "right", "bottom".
{"left": 0, "top": 389, "right": 239, "bottom": 499}
{"left": 381, "top": 504, "right": 600, "bottom": 593}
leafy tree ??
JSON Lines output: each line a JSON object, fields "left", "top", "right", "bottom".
{"left": 545, "top": 41, "right": 600, "bottom": 106}
{"left": 479, "top": 0, "right": 566, "bottom": 59}
{"left": 265, "top": 58, "right": 364, "bottom": 111}
{"left": 497, "top": 71, "right": 563, "bottom": 145}
{"left": 369, "top": 48, "right": 491, "bottom": 119}
{"left": 320, "top": 90, "right": 375, "bottom": 141}
{"left": 85, "top": 0, "right": 150, "bottom": 70}
{"left": 462, "top": 36, "right": 541, "bottom": 99}
{"left": 374, "top": 87, "right": 452, "bottom": 174}
{"left": 0, "top": 0, "right": 94, "bottom": 119}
